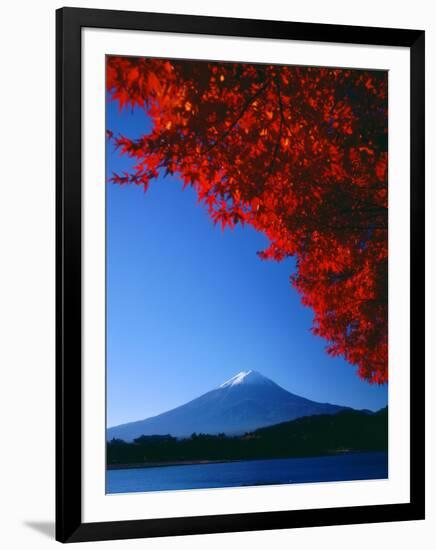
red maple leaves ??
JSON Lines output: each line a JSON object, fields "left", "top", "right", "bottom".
{"left": 106, "top": 56, "right": 388, "bottom": 384}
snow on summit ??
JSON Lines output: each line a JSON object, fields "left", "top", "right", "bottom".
{"left": 219, "top": 370, "right": 272, "bottom": 388}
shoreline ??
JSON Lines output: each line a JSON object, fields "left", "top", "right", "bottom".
{"left": 107, "top": 450, "right": 385, "bottom": 471}
{"left": 107, "top": 458, "right": 249, "bottom": 470}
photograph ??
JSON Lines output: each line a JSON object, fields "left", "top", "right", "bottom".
{"left": 105, "top": 56, "right": 389, "bottom": 495}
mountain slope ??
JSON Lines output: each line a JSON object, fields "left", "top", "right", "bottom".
{"left": 107, "top": 370, "right": 351, "bottom": 441}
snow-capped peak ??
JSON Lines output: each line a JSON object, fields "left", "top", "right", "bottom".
{"left": 219, "top": 370, "right": 271, "bottom": 388}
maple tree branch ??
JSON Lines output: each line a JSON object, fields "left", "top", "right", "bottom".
{"left": 260, "top": 115, "right": 283, "bottom": 188}
{"left": 323, "top": 224, "right": 387, "bottom": 231}
{"left": 275, "top": 74, "right": 293, "bottom": 134}
{"left": 287, "top": 214, "right": 387, "bottom": 233}
{"left": 203, "top": 78, "right": 271, "bottom": 154}
{"left": 337, "top": 298, "right": 387, "bottom": 309}
{"left": 257, "top": 78, "right": 285, "bottom": 191}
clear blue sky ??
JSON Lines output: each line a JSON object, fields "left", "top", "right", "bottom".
{"left": 106, "top": 97, "right": 388, "bottom": 428}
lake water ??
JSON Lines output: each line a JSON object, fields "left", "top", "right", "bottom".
{"left": 106, "top": 451, "right": 388, "bottom": 494}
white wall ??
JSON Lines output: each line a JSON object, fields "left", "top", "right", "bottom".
{"left": 0, "top": 1, "right": 433, "bottom": 548}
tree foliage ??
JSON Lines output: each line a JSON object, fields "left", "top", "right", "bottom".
{"left": 107, "top": 408, "right": 388, "bottom": 466}
{"left": 106, "top": 56, "right": 388, "bottom": 384}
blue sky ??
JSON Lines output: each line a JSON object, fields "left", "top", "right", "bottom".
{"left": 106, "top": 97, "right": 388, "bottom": 428}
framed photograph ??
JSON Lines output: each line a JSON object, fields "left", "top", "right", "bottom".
{"left": 56, "top": 7, "right": 425, "bottom": 543}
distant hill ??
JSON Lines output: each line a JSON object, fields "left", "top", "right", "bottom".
{"left": 107, "top": 370, "right": 352, "bottom": 441}
{"left": 252, "top": 406, "right": 388, "bottom": 456}
{"left": 107, "top": 407, "right": 388, "bottom": 467}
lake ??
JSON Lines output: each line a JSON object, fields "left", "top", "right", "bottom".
{"left": 106, "top": 451, "right": 388, "bottom": 494}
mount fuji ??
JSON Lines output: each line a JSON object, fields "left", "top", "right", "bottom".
{"left": 107, "top": 370, "right": 351, "bottom": 441}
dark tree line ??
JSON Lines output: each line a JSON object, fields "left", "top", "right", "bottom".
{"left": 107, "top": 408, "right": 388, "bottom": 467}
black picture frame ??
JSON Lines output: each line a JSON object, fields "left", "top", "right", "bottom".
{"left": 56, "top": 6, "right": 425, "bottom": 543}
